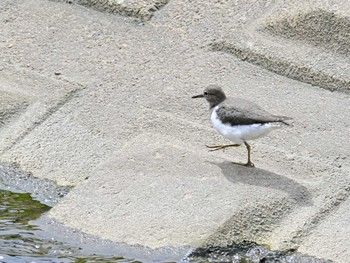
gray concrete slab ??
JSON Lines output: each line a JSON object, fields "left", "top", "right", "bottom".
{"left": 0, "top": 0, "right": 350, "bottom": 261}
{"left": 49, "top": 132, "right": 308, "bottom": 249}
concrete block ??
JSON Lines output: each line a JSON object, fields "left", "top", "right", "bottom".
{"left": 49, "top": 133, "right": 310, "bottom": 249}
{"left": 211, "top": 0, "right": 350, "bottom": 93}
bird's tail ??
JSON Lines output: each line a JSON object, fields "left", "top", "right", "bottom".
{"left": 275, "top": 115, "right": 293, "bottom": 127}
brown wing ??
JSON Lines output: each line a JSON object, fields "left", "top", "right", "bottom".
{"left": 216, "top": 98, "right": 290, "bottom": 125}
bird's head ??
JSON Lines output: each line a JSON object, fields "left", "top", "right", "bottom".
{"left": 192, "top": 84, "right": 226, "bottom": 109}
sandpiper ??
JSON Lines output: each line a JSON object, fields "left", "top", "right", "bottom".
{"left": 192, "top": 84, "right": 291, "bottom": 167}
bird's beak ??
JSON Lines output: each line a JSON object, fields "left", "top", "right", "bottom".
{"left": 192, "top": 94, "right": 204, "bottom": 99}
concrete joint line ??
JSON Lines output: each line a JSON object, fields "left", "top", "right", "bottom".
{"left": 0, "top": 63, "right": 86, "bottom": 155}
{"left": 290, "top": 183, "right": 350, "bottom": 245}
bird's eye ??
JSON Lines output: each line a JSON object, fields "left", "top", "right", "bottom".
{"left": 204, "top": 92, "right": 208, "bottom": 95}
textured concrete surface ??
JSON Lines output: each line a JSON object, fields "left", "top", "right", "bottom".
{"left": 50, "top": 132, "right": 306, "bottom": 248}
{"left": 211, "top": 0, "right": 350, "bottom": 93}
{"left": 0, "top": 0, "right": 349, "bottom": 262}
{"left": 0, "top": 90, "right": 28, "bottom": 127}
{"left": 66, "top": 0, "right": 169, "bottom": 21}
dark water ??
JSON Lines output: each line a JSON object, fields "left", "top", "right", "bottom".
{"left": 0, "top": 164, "right": 332, "bottom": 263}
{"left": 0, "top": 189, "right": 140, "bottom": 263}
{"left": 0, "top": 163, "right": 147, "bottom": 262}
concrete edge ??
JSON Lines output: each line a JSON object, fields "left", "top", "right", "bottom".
{"left": 56, "top": 0, "right": 169, "bottom": 21}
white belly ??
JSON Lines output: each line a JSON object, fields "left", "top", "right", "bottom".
{"left": 210, "top": 107, "right": 281, "bottom": 145}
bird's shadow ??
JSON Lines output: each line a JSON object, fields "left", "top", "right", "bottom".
{"left": 210, "top": 161, "right": 313, "bottom": 206}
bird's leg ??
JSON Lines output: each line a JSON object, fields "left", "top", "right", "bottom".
{"left": 206, "top": 143, "right": 240, "bottom": 152}
{"left": 244, "top": 141, "right": 254, "bottom": 167}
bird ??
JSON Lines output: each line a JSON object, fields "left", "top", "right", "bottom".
{"left": 192, "top": 84, "right": 291, "bottom": 167}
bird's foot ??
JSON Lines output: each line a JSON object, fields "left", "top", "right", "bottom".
{"left": 205, "top": 144, "right": 240, "bottom": 152}
{"left": 244, "top": 161, "right": 255, "bottom": 167}
{"left": 231, "top": 161, "right": 255, "bottom": 167}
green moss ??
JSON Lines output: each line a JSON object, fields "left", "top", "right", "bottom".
{"left": 0, "top": 189, "right": 136, "bottom": 262}
{"left": 0, "top": 190, "right": 50, "bottom": 223}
